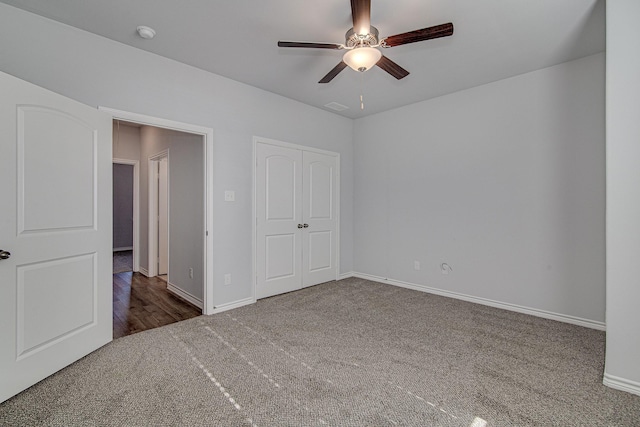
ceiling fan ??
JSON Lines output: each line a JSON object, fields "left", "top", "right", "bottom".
{"left": 277, "top": 0, "right": 454, "bottom": 83}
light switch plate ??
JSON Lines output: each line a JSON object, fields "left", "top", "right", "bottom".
{"left": 224, "top": 190, "right": 235, "bottom": 202}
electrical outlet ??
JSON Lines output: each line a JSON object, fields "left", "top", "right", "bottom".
{"left": 224, "top": 190, "right": 235, "bottom": 202}
{"left": 189, "top": 268, "right": 193, "bottom": 279}
{"left": 414, "top": 260, "right": 420, "bottom": 270}
{"left": 224, "top": 273, "right": 232, "bottom": 285}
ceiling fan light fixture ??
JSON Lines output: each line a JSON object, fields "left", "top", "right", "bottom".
{"left": 343, "top": 47, "right": 382, "bottom": 72}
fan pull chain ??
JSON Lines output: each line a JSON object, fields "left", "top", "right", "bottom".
{"left": 360, "top": 72, "right": 365, "bottom": 110}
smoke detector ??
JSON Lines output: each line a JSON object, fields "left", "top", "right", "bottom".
{"left": 136, "top": 26, "right": 156, "bottom": 40}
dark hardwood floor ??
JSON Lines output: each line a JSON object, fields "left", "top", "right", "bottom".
{"left": 113, "top": 272, "right": 202, "bottom": 339}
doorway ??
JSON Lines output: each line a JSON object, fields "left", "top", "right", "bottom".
{"left": 105, "top": 107, "right": 215, "bottom": 339}
{"left": 111, "top": 122, "right": 204, "bottom": 338}
{"left": 148, "top": 151, "right": 169, "bottom": 279}
{"left": 112, "top": 158, "right": 139, "bottom": 274}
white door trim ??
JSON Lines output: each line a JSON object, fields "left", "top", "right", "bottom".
{"left": 112, "top": 158, "right": 140, "bottom": 272}
{"left": 99, "top": 107, "right": 215, "bottom": 315}
{"left": 252, "top": 136, "right": 341, "bottom": 301}
{"left": 255, "top": 136, "right": 341, "bottom": 157}
{"left": 148, "top": 150, "right": 169, "bottom": 278}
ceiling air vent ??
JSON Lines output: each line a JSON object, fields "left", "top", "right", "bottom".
{"left": 324, "top": 102, "right": 349, "bottom": 112}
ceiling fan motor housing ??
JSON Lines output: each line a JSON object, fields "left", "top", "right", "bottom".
{"left": 345, "top": 26, "right": 379, "bottom": 47}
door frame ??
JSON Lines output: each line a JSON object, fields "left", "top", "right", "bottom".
{"left": 112, "top": 158, "right": 140, "bottom": 272}
{"left": 100, "top": 107, "right": 215, "bottom": 315}
{"left": 148, "top": 150, "right": 169, "bottom": 278}
{"left": 252, "top": 136, "right": 341, "bottom": 301}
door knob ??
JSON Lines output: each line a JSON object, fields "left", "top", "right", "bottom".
{"left": 0, "top": 250, "right": 11, "bottom": 260}
{"left": 297, "top": 224, "right": 303, "bottom": 229}
{"left": 303, "top": 224, "right": 309, "bottom": 228}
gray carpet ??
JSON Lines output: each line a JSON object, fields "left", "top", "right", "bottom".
{"left": 1, "top": 277, "right": 639, "bottom": 426}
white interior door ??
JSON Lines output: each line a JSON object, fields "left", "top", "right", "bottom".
{"left": 302, "top": 151, "right": 337, "bottom": 287}
{"left": 158, "top": 157, "right": 169, "bottom": 275}
{"left": 256, "top": 141, "right": 338, "bottom": 300}
{"left": 0, "top": 71, "right": 112, "bottom": 403}
{"left": 256, "top": 143, "right": 302, "bottom": 299}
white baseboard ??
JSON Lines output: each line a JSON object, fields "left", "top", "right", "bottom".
{"left": 338, "top": 271, "right": 355, "bottom": 280}
{"left": 352, "top": 272, "right": 606, "bottom": 331}
{"left": 167, "top": 282, "right": 204, "bottom": 310}
{"left": 603, "top": 373, "right": 640, "bottom": 396}
{"left": 113, "top": 246, "right": 133, "bottom": 252}
{"left": 139, "top": 267, "right": 149, "bottom": 277}
{"left": 212, "top": 297, "right": 255, "bottom": 314}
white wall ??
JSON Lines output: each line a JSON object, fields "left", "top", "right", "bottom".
{"left": 354, "top": 53, "right": 606, "bottom": 326}
{"left": 604, "top": 0, "right": 640, "bottom": 396}
{"left": 139, "top": 126, "right": 205, "bottom": 302}
{"left": 0, "top": 3, "right": 354, "bottom": 308}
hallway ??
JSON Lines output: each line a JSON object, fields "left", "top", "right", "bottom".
{"left": 112, "top": 272, "right": 201, "bottom": 339}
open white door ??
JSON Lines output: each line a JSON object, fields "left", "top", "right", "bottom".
{"left": 0, "top": 71, "right": 112, "bottom": 403}
{"left": 158, "top": 157, "right": 169, "bottom": 275}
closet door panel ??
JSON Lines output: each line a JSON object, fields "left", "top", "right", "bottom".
{"left": 256, "top": 143, "right": 303, "bottom": 299}
{"left": 302, "top": 151, "right": 337, "bottom": 287}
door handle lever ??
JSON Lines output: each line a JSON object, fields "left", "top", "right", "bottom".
{"left": 297, "top": 224, "right": 303, "bottom": 229}
{"left": 0, "top": 250, "right": 11, "bottom": 260}
{"left": 303, "top": 224, "right": 309, "bottom": 228}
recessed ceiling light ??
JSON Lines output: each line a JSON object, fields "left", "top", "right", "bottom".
{"left": 136, "top": 26, "right": 156, "bottom": 40}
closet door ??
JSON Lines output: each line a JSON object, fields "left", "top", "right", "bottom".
{"left": 302, "top": 151, "right": 337, "bottom": 287}
{"left": 256, "top": 143, "right": 303, "bottom": 299}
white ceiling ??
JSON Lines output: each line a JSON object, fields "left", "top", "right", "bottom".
{"left": 0, "top": 0, "right": 604, "bottom": 119}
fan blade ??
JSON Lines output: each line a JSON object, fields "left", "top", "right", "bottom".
{"left": 376, "top": 55, "right": 409, "bottom": 80}
{"left": 382, "top": 23, "right": 454, "bottom": 47}
{"left": 351, "top": 0, "right": 371, "bottom": 36}
{"left": 319, "top": 61, "right": 348, "bottom": 84}
{"left": 278, "top": 41, "right": 343, "bottom": 49}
